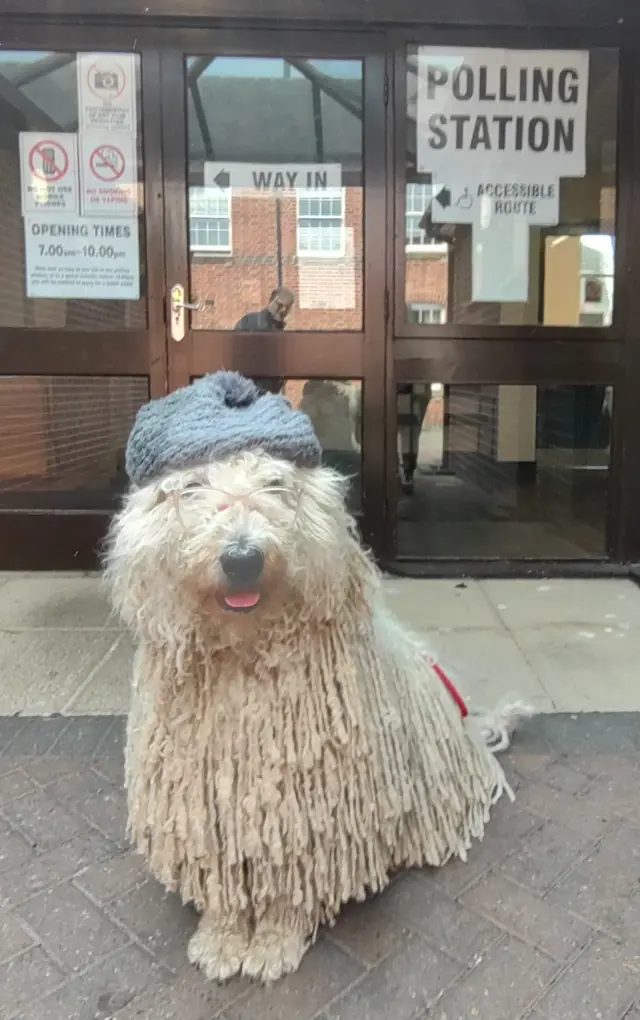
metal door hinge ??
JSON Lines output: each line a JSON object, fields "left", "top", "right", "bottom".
{"left": 384, "top": 73, "right": 389, "bottom": 106}
{"left": 384, "top": 287, "right": 390, "bottom": 323}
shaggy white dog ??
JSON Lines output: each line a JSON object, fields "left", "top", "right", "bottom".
{"left": 106, "top": 445, "right": 523, "bottom": 984}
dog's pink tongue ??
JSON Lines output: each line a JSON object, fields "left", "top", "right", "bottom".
{"left": 224, "top": 592, "right": 261, "bottom": 609}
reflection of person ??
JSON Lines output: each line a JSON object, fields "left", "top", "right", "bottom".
{"left": 397, "top": 384, "right": 431, "bottom": 493}
{"left": 234, "top": 287, "right": 294, "bottom": 332}
{"left": 235, "top": 288, "right": 295, "bottom": 395}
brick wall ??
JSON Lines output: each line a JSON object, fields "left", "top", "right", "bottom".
{"left": 405, "top": 252, "right": 448, "bottom": 308}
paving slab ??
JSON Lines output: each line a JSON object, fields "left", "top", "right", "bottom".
{"left": 384, "top": 577, "right": 500, "bottom": 631}
{"left": 481, "top": 578, "right": 640, "bottom": 629}
{"left": 424, "top": 627, "right": 554, "bottom": 712}
{"left": 514, "top": 623, "right": 640, "bottom": 712}
{"left": 0, "top": 573, "right": 639, "bottom": 714}
{"left": 0, "top": 630, "right": 118, "bottom": 716}
{"left": 65, "top": 633, "right": 133, "bottom": 715}
{"left": 0, "top": 574, "right": 112, "bottom": 630}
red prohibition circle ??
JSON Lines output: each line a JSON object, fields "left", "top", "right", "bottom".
{"left": 89, "top": 144, "right": 126, "bottom": 182}
{"left": 87, "top": 61, "right": 126, "bottom": 101}
{"left": 28, "top": 139, "right": 69, "bottom": 182}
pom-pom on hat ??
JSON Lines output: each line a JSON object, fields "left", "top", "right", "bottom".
{"left": 125, "top": 371, "right": 323, "bottom": 487}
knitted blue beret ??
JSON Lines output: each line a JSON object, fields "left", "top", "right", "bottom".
{"left": 125, "top": 372, "right": 322, "bottom": 486}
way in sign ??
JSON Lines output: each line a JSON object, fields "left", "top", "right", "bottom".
{"left": 204, "top": 162, "right": 342, "bottom": 192}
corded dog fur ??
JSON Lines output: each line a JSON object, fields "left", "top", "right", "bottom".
{"left": 105, "top": 372, "right": 528, "bottom": 984}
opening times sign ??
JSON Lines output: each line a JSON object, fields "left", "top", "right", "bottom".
{"left": 24, "top": 216, "right": 140, "bottom": 300}
{"left": 417, "top": 48, "right": 589, "bottom": 179}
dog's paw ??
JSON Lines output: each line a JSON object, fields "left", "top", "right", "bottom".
{"left": 187, "top": 920, "right": 250, "bottom": 982}
{"left": 242, "top": 927, "right": 308, "bottom": 983}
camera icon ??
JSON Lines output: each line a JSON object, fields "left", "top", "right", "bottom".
{"left": 93, "top": 70, "right": 119, "bottom": 92}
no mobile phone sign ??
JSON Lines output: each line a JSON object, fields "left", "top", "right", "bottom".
{"left": 19, "top": 132, "right": 79, "bottom": 215}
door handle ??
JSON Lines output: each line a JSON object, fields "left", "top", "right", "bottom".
{"left": 170, "top": 284, "right": 201, "bottom": 342}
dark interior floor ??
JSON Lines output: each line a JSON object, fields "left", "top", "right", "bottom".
{"left": 397, "top": 466, "right": 609, "bottom": 559}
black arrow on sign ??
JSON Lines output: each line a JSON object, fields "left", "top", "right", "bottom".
{"left": 214, "top": 169, "right": 230, "bottom": 188}
{"left": 435, "top": 187, "right": 451, "bottom": 209}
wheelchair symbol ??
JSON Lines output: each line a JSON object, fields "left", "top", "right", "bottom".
{"left": 456, "top": 187, "right": 473, "bottom": 210}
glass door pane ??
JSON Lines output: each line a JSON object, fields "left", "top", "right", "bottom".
{"left": 0, "top": 49, "right": 147, "bottom": 329}
{"left": 184, "top": 55, "right": 364, "bottom": 332}
{"left": 395, "top": 382, "right": 613, "bottom": 558}
{"left": 401, "top": 46, "right": 618, "bottom": 328}
{"left": 0, "top": 45, "right": 155, "bottom": 517}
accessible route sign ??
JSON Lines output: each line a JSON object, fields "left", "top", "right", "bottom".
{"left": 431, "top": 179, "right": 559, "bottom": 226}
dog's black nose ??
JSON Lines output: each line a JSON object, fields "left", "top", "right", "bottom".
{"left": 220, "top": 545, "right": 264, "bottom": 585}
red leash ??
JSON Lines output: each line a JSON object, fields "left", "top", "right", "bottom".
{"left": 428, "top": 658, "right": 469, "bottom": 719}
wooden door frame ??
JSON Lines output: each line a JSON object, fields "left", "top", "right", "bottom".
{"left": 159, "top": 28, "right": 389, "bottom": 553}
{"left": 1, "top": 0, "right": 637, "bottom": 29}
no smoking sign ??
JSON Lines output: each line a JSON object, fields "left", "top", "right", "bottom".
{"left": 89, "top": 144, "right": 126, "bottom": 182}
{"left": 80, "top": 133, "right": 137, "bottom": 218}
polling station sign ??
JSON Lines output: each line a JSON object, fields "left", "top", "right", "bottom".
{"left": 417, "top": 48, "right": 589, "bottom": 181}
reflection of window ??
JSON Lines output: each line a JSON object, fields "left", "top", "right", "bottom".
{"left": 407, "top": 302, "right": 445, "bottom": 325}
{"left": 189, "top": 187, "right": 231, "bottom": 254}
{"left": 405, "top": 184, "right": 447, "bottom": 251}
{"left": 583, "top": 278, "right": 604, "bottom": 304}
{"left": 297, "top": 189, "right": 345, "bottom": 257}
{"left": 579, "top": 234, "right": 614, "bottom": 327}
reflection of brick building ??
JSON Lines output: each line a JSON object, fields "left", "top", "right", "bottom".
{"left": 191, "top": 188, "right": 364, "bottom": 331}
{"left": 405, "top": 252, "right": 448, "bottom": 316}
{"left": 190, "top": 185, "right": 449, "bottom": 330}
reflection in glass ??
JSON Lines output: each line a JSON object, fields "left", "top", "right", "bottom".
{"left": 251, "top": 378, "right": 362, "bottom": 511}
{"left": 396, "top": 383, "right": 612, "bottom": 558}
{"left": 404, "top": 48, "right": 618, "bottom": 327}
{"left": 543, "top": 231, "right": 615, "bottom": 326}
{"left": 0, "top": 51, "right": 146, "bottom": 329}
{"left": 186, "top": 57, "right": 364, "bottom": 331}
{"left": 189, "top": 187, "right": 231, "bottom": 253}
{"left": 0, "top": 375, "right": 149, "bottom": 509}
